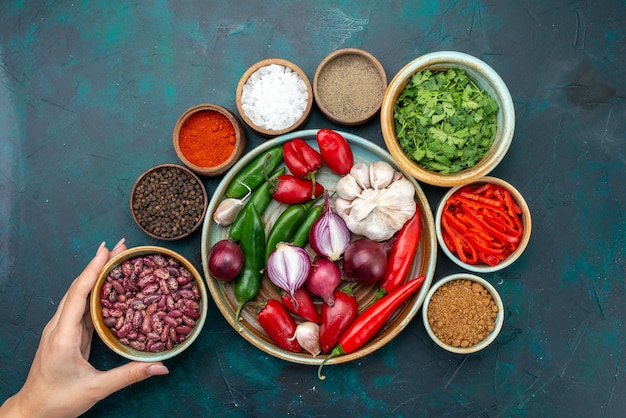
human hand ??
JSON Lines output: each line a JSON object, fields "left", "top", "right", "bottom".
{"left": 0, "top": 239, "right": 169, "bottom": 418}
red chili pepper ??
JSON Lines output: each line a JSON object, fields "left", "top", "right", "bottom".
{"left": 316, "top": 128, "right": 354, "bottom": 175}
{"left": 281, "top": 287, "right": 320, "bottom": 324}
{"left": 271, "top": 174, "right": 325, "bottom": 204}
{"left": 318, "top": 276, "right": 426, "bottom": 380}
{"left": 373, "top": 207, "right": 422, "bottom": 300}
{"left": 257, "top": 299, "right": 302, "bottom": 353}
{"left": 319, "top": 285, "right": 358, "bottom": 353}
{"left": 283, "top": 138, "right": 323, "bottom": 179}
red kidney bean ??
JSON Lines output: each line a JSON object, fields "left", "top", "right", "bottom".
{"left": 150, "top": 341, "right": 166, "bottom": 352}
{"left": 111, "top": 280, "right": 125, "bottom": 296}
{"left": 130, "top": 341, "right": 146, "bottom": 351}
{"left": 159, "top": 279, "right": 170, "bottom": 295}
{"left": 138, "top": 273, "right": 156, "bottom": 288}
{"left": 163, "top": 316, "right": 178, "bottom": 327}
{"left": 154, "top": 268, "right": 169, "bottom": 280}
{"left": 175, "top": 325, "right": 192, "bottom": 335}
{"left": 182, "top": 315, "right": 195, "bottom": 327}
{"left": 100, "top": 253, "right": 201, "bottom": 353}
{"left": 103, "top": 317, "right": 116, "bottom": 327}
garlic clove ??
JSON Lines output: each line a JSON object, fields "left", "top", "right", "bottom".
{"left": 213, "top": 198, "right": 245, "bottom": 226}
{"left": 335, "top": 174, "right": 362, "bottom": 201}
{"left": 369, "top": 161, "right": 395, "bottom": 189}
{"left": 349, "top": 163, "right": 371, "bottom": 190}
{"left": 294, "top": 322, "right": 321, "bottom": 356}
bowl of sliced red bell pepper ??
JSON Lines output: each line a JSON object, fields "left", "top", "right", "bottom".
{"left": 435, "top": 176, "right": 532, "bottom": 273}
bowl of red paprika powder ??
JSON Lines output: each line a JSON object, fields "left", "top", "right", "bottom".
{"left": 173, "top": 103, "right": 246, "bottom": 177}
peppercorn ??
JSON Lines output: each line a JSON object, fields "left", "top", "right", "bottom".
{"left": 131, "top": 165, "right": 206, "bottom": 239}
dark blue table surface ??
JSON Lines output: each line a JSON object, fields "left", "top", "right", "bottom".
{"left": 1, "top": 1, "right": 625, "bottom": 417}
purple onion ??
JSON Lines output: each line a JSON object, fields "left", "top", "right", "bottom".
{"left": 306, "top": 256, "right": 341, "bottom": 306}
{"left": 267, "top": 243, "right": 311, "bottom": 306}
{"left": 207, "top": 239, "right": 244, "bottom": 282}
{"left": 309, "top": 194, "right": 350, "bottom": 261}
{"left": 342, "top": 238, "right": 390, "bottom": 284}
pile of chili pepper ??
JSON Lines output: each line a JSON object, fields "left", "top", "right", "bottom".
{"left": 440, "top": 182, "right": 524, "bottom": 266}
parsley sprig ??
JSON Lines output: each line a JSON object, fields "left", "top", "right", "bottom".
{"left": 393, "top": 68, "right": 499, "bottom": 174}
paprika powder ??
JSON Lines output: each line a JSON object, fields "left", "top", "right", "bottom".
{"left": 179, "top": 110, "right": 236, "bottom": 168}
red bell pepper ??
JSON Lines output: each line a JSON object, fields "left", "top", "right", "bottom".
{"left": 257, "top": 299, "right": 302, "bottom": 353}
{"left": 316, "top": 128, "right": 354, "bottom": 175}
{"left": 317, "top": 276, "right": 426, "bottom": 380}
{"left": 281, "top": 287, "right": 320, "bottom": 324}
{"left": 319, "top": 285, "right": 358, "bottom": 353}
{"left": 283, "top": 138, "right": 322, "bottom": 180}
{"left": 440, "top": 183, "right": 524, "bottom": 266}
{"left": 270, "top": 174, "right": 325, "bottom": 204}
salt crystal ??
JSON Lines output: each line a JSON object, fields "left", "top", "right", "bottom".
{"left": 240, "top": 64, "right": 308, "bottom": 130}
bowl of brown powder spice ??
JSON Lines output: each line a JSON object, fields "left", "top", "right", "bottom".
{"left": 422, "top": 273, "right": 504, "bottom": 354}
{"left": 313, "top": 48, "right": 387, "bottom": 126}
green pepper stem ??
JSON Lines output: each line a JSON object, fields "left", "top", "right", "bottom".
{"left": 234, "top": 300, "right": 246, "bottom": 332}
{"left": 317, "top": 345, "right": 345, "bottom": 380}
{"left": 358, "top": 287, "right": 388, "bottom": 313}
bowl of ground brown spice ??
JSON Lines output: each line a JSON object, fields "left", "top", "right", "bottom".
{"left": 173, "top": 103, "right": 246, "bottom": 177}
{"left": 130, "top": 164, "right": 208, "bottom": 240}
{"left": 313, "top": 48, "right": 387, "bottom": 126}
{"left": 422, "top": 273, "right": 504, "bottom": 354}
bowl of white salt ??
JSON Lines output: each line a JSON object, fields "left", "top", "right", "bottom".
{"left": 236, "top": 58, "right": 313, "bottom": 137}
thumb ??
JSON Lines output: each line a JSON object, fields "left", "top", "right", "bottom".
{"left": 95, "top": 361, "right": 169, "bottom": 397}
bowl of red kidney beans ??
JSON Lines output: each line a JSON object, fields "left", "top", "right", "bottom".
{"left": 90, "top": 246, "right": 208, "bottom": 361}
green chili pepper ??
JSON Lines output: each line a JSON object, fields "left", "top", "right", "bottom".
{"left": 265, "top": 199, "right": 317, "bottom": 262}
{"left": 234, "top": 204, "right": 265, "bottom": 329}
{"left": 228, "top": 167, "right": 286, "bottom": 242}
{"left": 291, "top": 204, "right": 324, "bottom": 248}
{"left": 226, "top": 145, "right": 284, "bottom": 199}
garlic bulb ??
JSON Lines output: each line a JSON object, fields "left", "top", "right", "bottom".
{"left": 334, "top": 161, "right": 416, "bottom": 241}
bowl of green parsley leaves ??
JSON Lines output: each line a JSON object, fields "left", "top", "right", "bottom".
{"left": 381, "top": 51, "right": 515, "bottom": 187}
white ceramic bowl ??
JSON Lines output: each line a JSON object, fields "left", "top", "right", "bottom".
{"left": 435, "top": 176, "right": 531, "bottom": 273}
{"left": 381, "top": 51, "right": 515, "bottom": 187}
{"left": 422, "top": 273, "right": 504, "bottom": 354}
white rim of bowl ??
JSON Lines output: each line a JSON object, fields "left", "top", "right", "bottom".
{"left": 422, "top": 273, "right": 504, "bottom": 354}
{"left": 381, "top": 51, "right": 516, "bottom": 187}
{"left": 434, "top": 176, "right": 532, "bottom": 273}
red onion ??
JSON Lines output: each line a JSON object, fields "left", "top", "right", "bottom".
{"left": 342, "top": 238, "right": 391, "bottom": 284}
{"left": 306, "top": 256, "right": 341, "bottom": 306}
{"left": 267, "top": 243, "right": 311, "bottom": 306}
{"left": 207, "top": 239, "right": 244, "bottom": 282}
{"left": 309, "top": 194, "right": 350, "bottom": 261}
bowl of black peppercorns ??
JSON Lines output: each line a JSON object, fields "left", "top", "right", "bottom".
{"left": 130, "top": 164, "right": 208, "bottom": 240}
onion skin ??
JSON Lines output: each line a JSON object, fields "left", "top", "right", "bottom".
{"left": 342, "top": 238, "right": 389, "bottom": 284}
{"left": 306, "top": 256, "right": 341, "bottom": 306}
{"left": 207, "top": 239, "right": 244, "bottom": 282}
